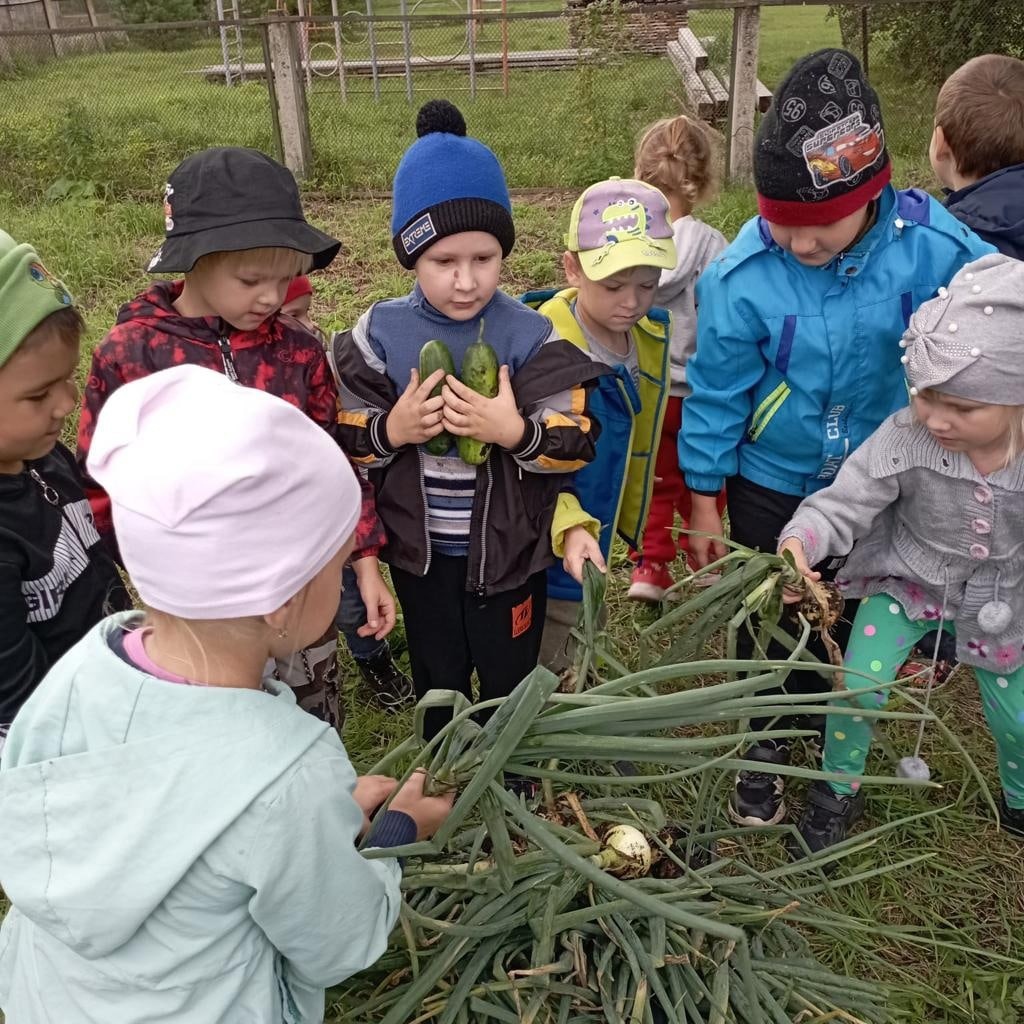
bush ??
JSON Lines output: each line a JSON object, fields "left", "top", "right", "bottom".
{"left": 110, "top": 0, "right": 207, "bottom": 49}
{"left": 830, "top": 1, "right": 1024, "bottom": 85}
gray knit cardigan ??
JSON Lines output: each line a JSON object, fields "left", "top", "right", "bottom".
{"left": 780, "top": 409, "right": 1024, "bottom": 673}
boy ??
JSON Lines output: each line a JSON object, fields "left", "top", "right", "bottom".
{"left": 333, "top": 100, "right": 606, "bottom": 741}
{"left": 523, "top": 177, "right": 677, "bottom": 673}
{"left": 75, "top": 147, "right": 395, "bottom": 729}
{"left": 0, "top": 229, "right": 130, "bottom": 751}
{"left": 932, "top": 54, "right": 1024, "bottom": 259}
{"left": 678, "top": 49, "right": 993, "bottom": 832}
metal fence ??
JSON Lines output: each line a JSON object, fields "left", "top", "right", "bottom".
{"left": 0, "top": 0, "right": 1017, "bottom": 201}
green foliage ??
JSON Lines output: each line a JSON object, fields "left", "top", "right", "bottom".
{"left": 109, "top": 0, "right": 208, "bottom": 49}
{"left": 829, "top": 0, "right": 1024, "bottom": 84}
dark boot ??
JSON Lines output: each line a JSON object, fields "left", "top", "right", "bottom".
{"left": 355, "top": 646, "right": 414, "bottom": 710}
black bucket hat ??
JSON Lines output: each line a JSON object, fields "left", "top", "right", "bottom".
{"left": 146, "top": 147, "right": 341, "bottom": 275}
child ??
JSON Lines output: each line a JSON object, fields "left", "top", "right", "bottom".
{"left": 280, "top": 273, "right": 326, "bottom": 342}
{"left": 285, "top": 274, "right": 413, "bottom": 708}
{"left": 778, "top": 254, "right": 1024, "bottom": 851}
{"left": 333, "top": 100, "right": 606, "bottom": 740}
{"left": 677, "top": 48, "right": 994, "bottom": 829}
{"left": 628, "top": 115, "right": 728, "bottom": 602}
{"left": 0, "top": 229, "right": 130, "bottom": 753}
{"left": 523, "top": 177, "right": 677, "bottom": 672}
{"left": 0, "top": 365, "right": 452, "bottom": 1021}
{"left": 75, "top": 147, "right": 396, "bottom": 729}
{"left": 905, "top": 54, "right": 1024, "bottom": 682}
{"left": 932, "top": 54, "right": 1024, "bottom": 260}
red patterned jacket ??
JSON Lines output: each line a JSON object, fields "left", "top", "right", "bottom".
{"left": 76, "top": 280, "right": 384, "bottom": 561}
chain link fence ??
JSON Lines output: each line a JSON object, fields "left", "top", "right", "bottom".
{"left": 0, "top": 0, "right": 1019, "bottom": 203}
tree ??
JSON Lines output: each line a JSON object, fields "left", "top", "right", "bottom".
{"left": 829, "top": 0, "right": 1024, "bottom": 85}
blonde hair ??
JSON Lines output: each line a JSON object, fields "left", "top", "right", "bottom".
{"left": 189, "top": 247, "right": 313, "bottom": 280}
{"left": 914, "top": 388, "right": 1024, "bottom": 467}
{"left": 634, "top": 115, "right": 719, "bottom": 213}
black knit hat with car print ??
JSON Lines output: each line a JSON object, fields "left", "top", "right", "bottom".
{"left": 755, "top": 48, "right": 890, "bottom": 226}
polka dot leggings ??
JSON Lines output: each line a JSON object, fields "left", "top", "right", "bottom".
{"left": 824, "top": 593, "right": 1024, "bottom": 808}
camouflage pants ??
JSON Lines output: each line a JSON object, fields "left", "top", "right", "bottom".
{"left": 275, "top": 625, "right": 343, "bottom": 730}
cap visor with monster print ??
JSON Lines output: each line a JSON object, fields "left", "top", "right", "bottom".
{"left": 564, "top": 177, "right": 677, "bottom": 281}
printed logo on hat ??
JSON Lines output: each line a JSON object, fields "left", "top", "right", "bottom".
{"left": 163, "top": 183, "right": 175, "bottom": 232}
{"left": 827, "top": 51, "right": 852, "bottom": 78}
{"left": 401, "top": 212, "right": 437, "bottom": 256}
{"left": 28, "top": 261, "right": 71, "bottom": 305}
{"left": 781, "top": 97, "right": 807, "bottom": 123}
{"left": 801, "top": 111, "right": 885, "bottom": 191}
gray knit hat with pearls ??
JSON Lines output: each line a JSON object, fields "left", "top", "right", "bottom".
{"left": 901, "top": 252, "right": 1024, "bottom": 405}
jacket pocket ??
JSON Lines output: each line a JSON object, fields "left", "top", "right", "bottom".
{"left": 748, "top": 381, "right": 791, "bottom": 443}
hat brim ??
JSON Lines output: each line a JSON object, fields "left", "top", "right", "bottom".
{"left": 146, "top": 218, "right": 342, "bottom": 274}
{"left": 576, "top": 237, "right": 677, "bottom": 282}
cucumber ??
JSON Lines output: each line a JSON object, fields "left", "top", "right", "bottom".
{"left": 419, "top": 339, "right": 456, "bottom": 456}
{"left": 457, "top": 320, "right": 499, "bottom": 466}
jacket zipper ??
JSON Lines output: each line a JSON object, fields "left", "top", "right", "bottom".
{"left": 216, "top": 335, "right": 241, "bottom": 384}
{"left": 417, "top": 447, "right": 432, "bottom": 576}
{"left": 476, "top": 457, "right": 494, "bottom": 597}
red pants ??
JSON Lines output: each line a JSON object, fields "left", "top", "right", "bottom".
{"left": 632, "top": 396, "right": 726, "bottom": 567}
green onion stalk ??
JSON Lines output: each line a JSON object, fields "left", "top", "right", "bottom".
{"left": 333, "top": 558, "right": 1007, "bottom": 1022}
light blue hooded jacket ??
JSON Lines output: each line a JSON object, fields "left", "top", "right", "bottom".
{"left": 679, "top": 186, "right": 995, "bottom": 497}
{"left": 0, "top": 613, "right": 403, "bottom": 1024}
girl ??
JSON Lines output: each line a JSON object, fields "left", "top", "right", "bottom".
{"left": 779, "top": 254, "right": 1024, "bottom": 854}
{"left": 0, "top": 366, "right": 451, "bottom": 1023}
{"left": 628, "top": 115, "right": 728, "bottom": 603}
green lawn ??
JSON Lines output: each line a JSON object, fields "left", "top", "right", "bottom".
{"left": 0, "top": 4, "right": 938, "bottom": 201}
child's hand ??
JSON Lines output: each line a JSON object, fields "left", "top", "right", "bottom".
{"left": 389, "top": 768, "right": 455, "bottom": 841}
{"left": 353, "top": 774, "right": 398, "bottom": 837}
{"left": 688, "top": 495, "right": 728, "bottom": 568}
{"left": 777, "top": 538, "right": 820, "bottom": 604}
{"left": 385, "top": 368, "right": 446, "bottom": 448}
{"left": 441, "top": 366, "right": 526, "bottom": 450}
{"left": 562, "top": 525, "right": 607, "bottom": 584}
{"left": 351, "top": 556, "right": 397, "bottom": 640}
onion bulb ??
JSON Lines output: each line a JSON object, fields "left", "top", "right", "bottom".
{"left": 591, "top": 824, "right": 652, "bottom": 878}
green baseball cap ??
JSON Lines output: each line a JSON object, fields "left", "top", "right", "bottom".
{"left": 564, "top": 177, "right": 677, "bottom": 281}
{"left": 0, "top": 229, "right": 74, "bottom": 369}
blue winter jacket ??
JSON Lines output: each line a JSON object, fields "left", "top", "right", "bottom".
{"left": 679, "top": 186, "right": 995, "bottom": 498}
{"left": 945, "top": 163, "right": 1024, "bottom": 260}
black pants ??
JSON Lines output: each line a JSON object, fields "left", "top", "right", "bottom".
{"left": 726, "top": 475, "right": 853, "bottom": 736}
{"left": 390, "top": 555, "right": 547, "bottom": 741}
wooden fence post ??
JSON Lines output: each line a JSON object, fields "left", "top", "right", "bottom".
{"left": 726, "top": 3, "right": 760, "bottom": 184}
{"left": 267, "top": 18, "right": 313, "bottom": 180}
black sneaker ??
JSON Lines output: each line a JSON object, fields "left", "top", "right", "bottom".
{"left": 355, "top": 648, "right": 414, "bottom": 709}
{"left": 728, "top": 744, "right": 790, "bottom": 827}
{"left": 999, "top": 792, "right": 1024, "bottom": 839}
{"left": 790, "top": 780, "right": 865, "bottom": 857}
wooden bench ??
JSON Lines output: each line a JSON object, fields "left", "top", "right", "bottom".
{"left": 668, "top": 26, "right": 772, "bottom": 126}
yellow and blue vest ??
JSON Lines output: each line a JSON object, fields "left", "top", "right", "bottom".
{"left": 524, "top": 287, "right": 670, "bottom": 601}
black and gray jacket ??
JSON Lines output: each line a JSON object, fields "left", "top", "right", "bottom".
{"left": 331, "top": 289, "right": 610, "bottom": 596}
{"left": 0, "top": 444, "right": 130, "bottom": 727}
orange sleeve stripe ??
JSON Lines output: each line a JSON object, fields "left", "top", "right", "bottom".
{"left": 536, "top": 455, "right": 589, "bottom": 472}
{"left": 545, "top": 411, "right": 592, "bottom": 434}
{"left": 337, "top": 410, "right": 369, "bottom": 428}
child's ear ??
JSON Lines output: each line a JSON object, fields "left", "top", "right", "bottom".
{"left": 562, "top": 250, "right": 583, "bottom": 287}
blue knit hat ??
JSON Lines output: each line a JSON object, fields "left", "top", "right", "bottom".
{"left": 391, "top": 100, "right": 515, "bottom": 269}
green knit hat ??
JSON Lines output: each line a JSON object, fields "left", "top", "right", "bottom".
{"left": 0, "top": 229, "right": 74, "bottom": 369}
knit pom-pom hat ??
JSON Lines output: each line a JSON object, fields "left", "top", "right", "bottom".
{"left": 755, "top": 48, "right": 890, "bottom": 226}
{"left": 390, "top": 99, "right": 515, "bottom": 269}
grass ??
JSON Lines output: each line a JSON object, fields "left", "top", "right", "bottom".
{"left": 0, "top": 184, "right": 1021, "bottom": 1021}
{"left": 0, "top": 4, "right": 938, "bottom": 201}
